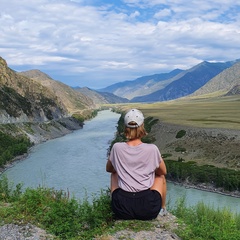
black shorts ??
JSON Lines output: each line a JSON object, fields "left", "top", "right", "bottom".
{"left": 111, "top": 188, "right": 162, "bottom": 220}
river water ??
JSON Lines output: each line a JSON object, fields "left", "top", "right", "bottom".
{"left": 2, "top": 110, "right": 240, "bottom": 214}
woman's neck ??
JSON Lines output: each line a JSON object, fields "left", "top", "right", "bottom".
{"left": 126, "top": 139, "right": 142, "bottom": 146}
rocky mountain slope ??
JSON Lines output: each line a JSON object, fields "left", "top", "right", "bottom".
{"left": 190, "top": 61, "right": 240, "bottom": 97}
{"left": 74, "top": 87, "right": 129, "bottom": 104}
{"left": 0, "top": 57, "right": 67, "bottom": 123}
{"left": 19, "top": 69, "right": 96, "bottom": 114}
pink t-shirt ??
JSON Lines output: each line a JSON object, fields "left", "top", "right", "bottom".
{"left": 109, "top": 142, "right": 162, "bottom": 192}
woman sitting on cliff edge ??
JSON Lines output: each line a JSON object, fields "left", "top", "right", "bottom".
{"left": 106, "top": 108, "right": 167, "bottom": 220}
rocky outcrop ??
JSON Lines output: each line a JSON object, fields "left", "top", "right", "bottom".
{"left": 20, "top": 117, "right": 84, "bottom": 144}
{"left": 0, "top": 224, "right": 55, "bottom": 240}
{"left": 0, "top": 214, "right": 180, "bottom": 240}
{"left": 104, "top": 214, "right": 180, "bottom": 240}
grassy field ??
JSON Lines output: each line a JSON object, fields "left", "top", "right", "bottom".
{"left": 113, "top": 95, "right": 240, "bottom": 130}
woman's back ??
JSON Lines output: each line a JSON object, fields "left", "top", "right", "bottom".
{"left": 110, "top": 142, "right": 161, "bottom": 192}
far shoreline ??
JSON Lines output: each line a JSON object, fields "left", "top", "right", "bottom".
{"left": 167, "top": 180, "right": 240, "bottom": 199}
{"left": 0, "top": 117, "right": 85, "bottom": 175}
{"left": 0, "top": 152, "right": 30, "bottom": 175}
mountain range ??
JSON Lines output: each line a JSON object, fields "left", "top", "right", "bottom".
{"left": 73, "top": 87, "right": 129, "bottom": 104}
{"left": 99, "top": 59, "right": 240, "bottom": 102}
{"left": 0, "top": 55, "right": 240, "bottom": 124}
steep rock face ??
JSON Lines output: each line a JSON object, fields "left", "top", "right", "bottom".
{"left": 0, "top": 57, "right": 67, "bottom": 123}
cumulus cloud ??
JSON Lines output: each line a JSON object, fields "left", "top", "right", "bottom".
{"left": 154, "top": 8, "right": 172, "bottom": 19}
{"left": 0, "top": 0, "right": 240, "bottom": 88}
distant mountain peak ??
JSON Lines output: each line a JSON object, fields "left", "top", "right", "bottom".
{"left": 19, "top": 69, "right": 53, "bottom": 81}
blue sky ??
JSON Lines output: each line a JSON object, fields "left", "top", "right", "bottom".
{"left": 1, "top": 0, "right": 240, "bottom": 89}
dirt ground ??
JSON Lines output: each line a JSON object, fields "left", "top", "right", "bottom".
{"left": 151, "top": 122, "right": 240, "bottom": 170}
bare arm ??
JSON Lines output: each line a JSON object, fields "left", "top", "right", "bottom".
{"left": 155, "top": 158, "right": 167, "bottom": 176}
{"left": 106, "top": 159, "right": 116, "bottom": 173}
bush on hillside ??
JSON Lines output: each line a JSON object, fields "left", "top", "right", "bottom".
{"left": 0, "top": 131, "right": 31, "bottom": 167}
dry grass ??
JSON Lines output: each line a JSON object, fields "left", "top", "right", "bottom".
{"left": 110, "top": 95, "right": 240, "bottom": 130}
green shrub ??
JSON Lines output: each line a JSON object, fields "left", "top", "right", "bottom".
{"left": 176, "top": 130, "right": 186, "bottom": 138}
{"left": 72, "top": 114, "right": 85, "bottom": 123}
{"left": 0, "top": 178, "right": 157, "bottom": 239}
{"left": 0, "top": 131, "right": 31, "bottom": 167}
{"left": 175, "top": 147, "right": 186, "bottom": 152}
{"left": 165, "top": 160, "right": 240, "bottom": 191}
{"left": 162, "top": 153, "right": 172, "bottom": 158}
{"left": 0, "top": 176, "right": 23, "bottom": 202}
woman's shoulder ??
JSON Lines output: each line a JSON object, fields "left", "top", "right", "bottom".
{"left": 113, "top": 142, "right": 126, "bottom": 148}
{"left": 142, "top": 143, "right": 159, "bottom": 150}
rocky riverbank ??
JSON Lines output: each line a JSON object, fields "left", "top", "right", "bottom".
{"left": 0, "top": 117, "right": 84, "bottom": 174}
{"left": 168, "top": 180, "right": 240, "bottom": 198}
{"left": 100, "top": 213, "right": 181, "bottom": 240}
{"left": 151, "top": 121, "right": 240, "bottom": 197}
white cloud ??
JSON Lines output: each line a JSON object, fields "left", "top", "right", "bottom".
{"left": 154, "top": 8, "right": 172, "bottom": 19}
{"left": 0, "top": 0, "right": 240, "bottom": 88}
{"left": 130, "top": 11, "right": 140, "bottom": 18}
